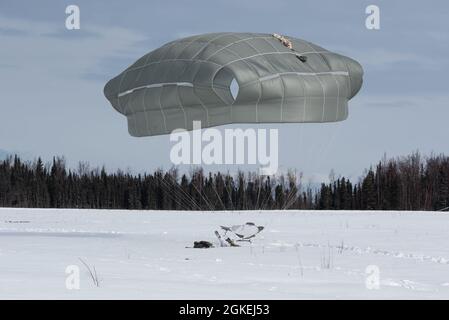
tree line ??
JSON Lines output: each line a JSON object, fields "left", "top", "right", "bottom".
{"left": 0, "top": 152, "right": 448, "bottom": 211}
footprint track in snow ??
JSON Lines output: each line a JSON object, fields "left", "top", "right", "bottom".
{"left": 286, "top": 242, "right": 449, "bottom": 266}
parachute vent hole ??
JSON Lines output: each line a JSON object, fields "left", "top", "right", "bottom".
{"left": 230, "top": 78, "right": 239, "bottom": 101}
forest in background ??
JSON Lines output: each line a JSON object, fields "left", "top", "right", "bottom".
{"left": 0, "top": 152, "right": 448, "bottom": 211}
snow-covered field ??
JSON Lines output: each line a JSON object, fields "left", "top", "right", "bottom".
{"left": 1, "top": 208, "right": 449, "bottom": 299}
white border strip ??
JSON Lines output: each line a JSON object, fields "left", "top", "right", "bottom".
{"left": 259, "top": 71, "right": 349, "bottom": 82}
{"left": 118, "top": 82, "right": 194, "bottom": 98}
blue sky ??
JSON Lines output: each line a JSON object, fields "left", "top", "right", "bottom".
{"left": 0, "top": 0, "right": 448, "bottom": 183}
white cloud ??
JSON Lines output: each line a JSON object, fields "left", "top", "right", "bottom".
{"left": 0, "top": 15, "right": 156, "bottom": 170}
{"left": 0, "top": 14, "right": 149, "bottom": 81}
{"left": 353, "top": 94, "right": 449, "bottom": 109}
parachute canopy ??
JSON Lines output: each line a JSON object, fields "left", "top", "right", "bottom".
{"left": 104, "top": 32, "right": 363, "bottom": 137}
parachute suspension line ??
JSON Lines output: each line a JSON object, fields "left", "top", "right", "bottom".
{"left": 282, "top": 179, "right": 297, "bottom": 210}
{"left": 261, "top": 187, "right": 273, "bottom": 210}
{"left": 155, "top": 177, "right": 186, "bottom": 210}
{"left": 256, "top": 177, "right": 262, "bottom": 210}
{"left": 209, "top": 175, "right": 226, "bottom": 210}
{"left": 195, "top": 178, "right": 215, "bottom": 211}
{"left": 157, "top": 174, "right": 198, "bottom": 210}
{"left": 175, "top": 178, "right": 201, "bottom": 210}
{"left": 224, "top": 177, "right": 235, "bottom": 211}
{"left": 283, "top": 183, "right": 300, "bottom": 210}
{"left": 315, "top": 121, "right": 343, "bottom": 176}
{"left": 159, "top": 172, "right": 202, "bottom": 211}
{"left": 171, "top": 174, "right": 205, "bottom": 211}
{"left": 189, "top": 171, "right": 215, "bottom": 211}
{"left": 168, "top": 176, "right": 205, "bottom": 210}
{"left": 254, "top": 175, "right": 268, "bottom": 210}
{"left": 161, "top": 173, "right": 203, "bottom": 210}
{"left": 260, "top": 177, "right": 275, "bottom": 210}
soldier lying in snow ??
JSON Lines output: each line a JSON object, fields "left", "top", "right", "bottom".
{"left": 190, "top": 222, "right": 264, "bottom": 248}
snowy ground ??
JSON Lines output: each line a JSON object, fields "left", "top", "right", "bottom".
{"left": 1, "top": 208, "right": 449, "bottom": 299}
